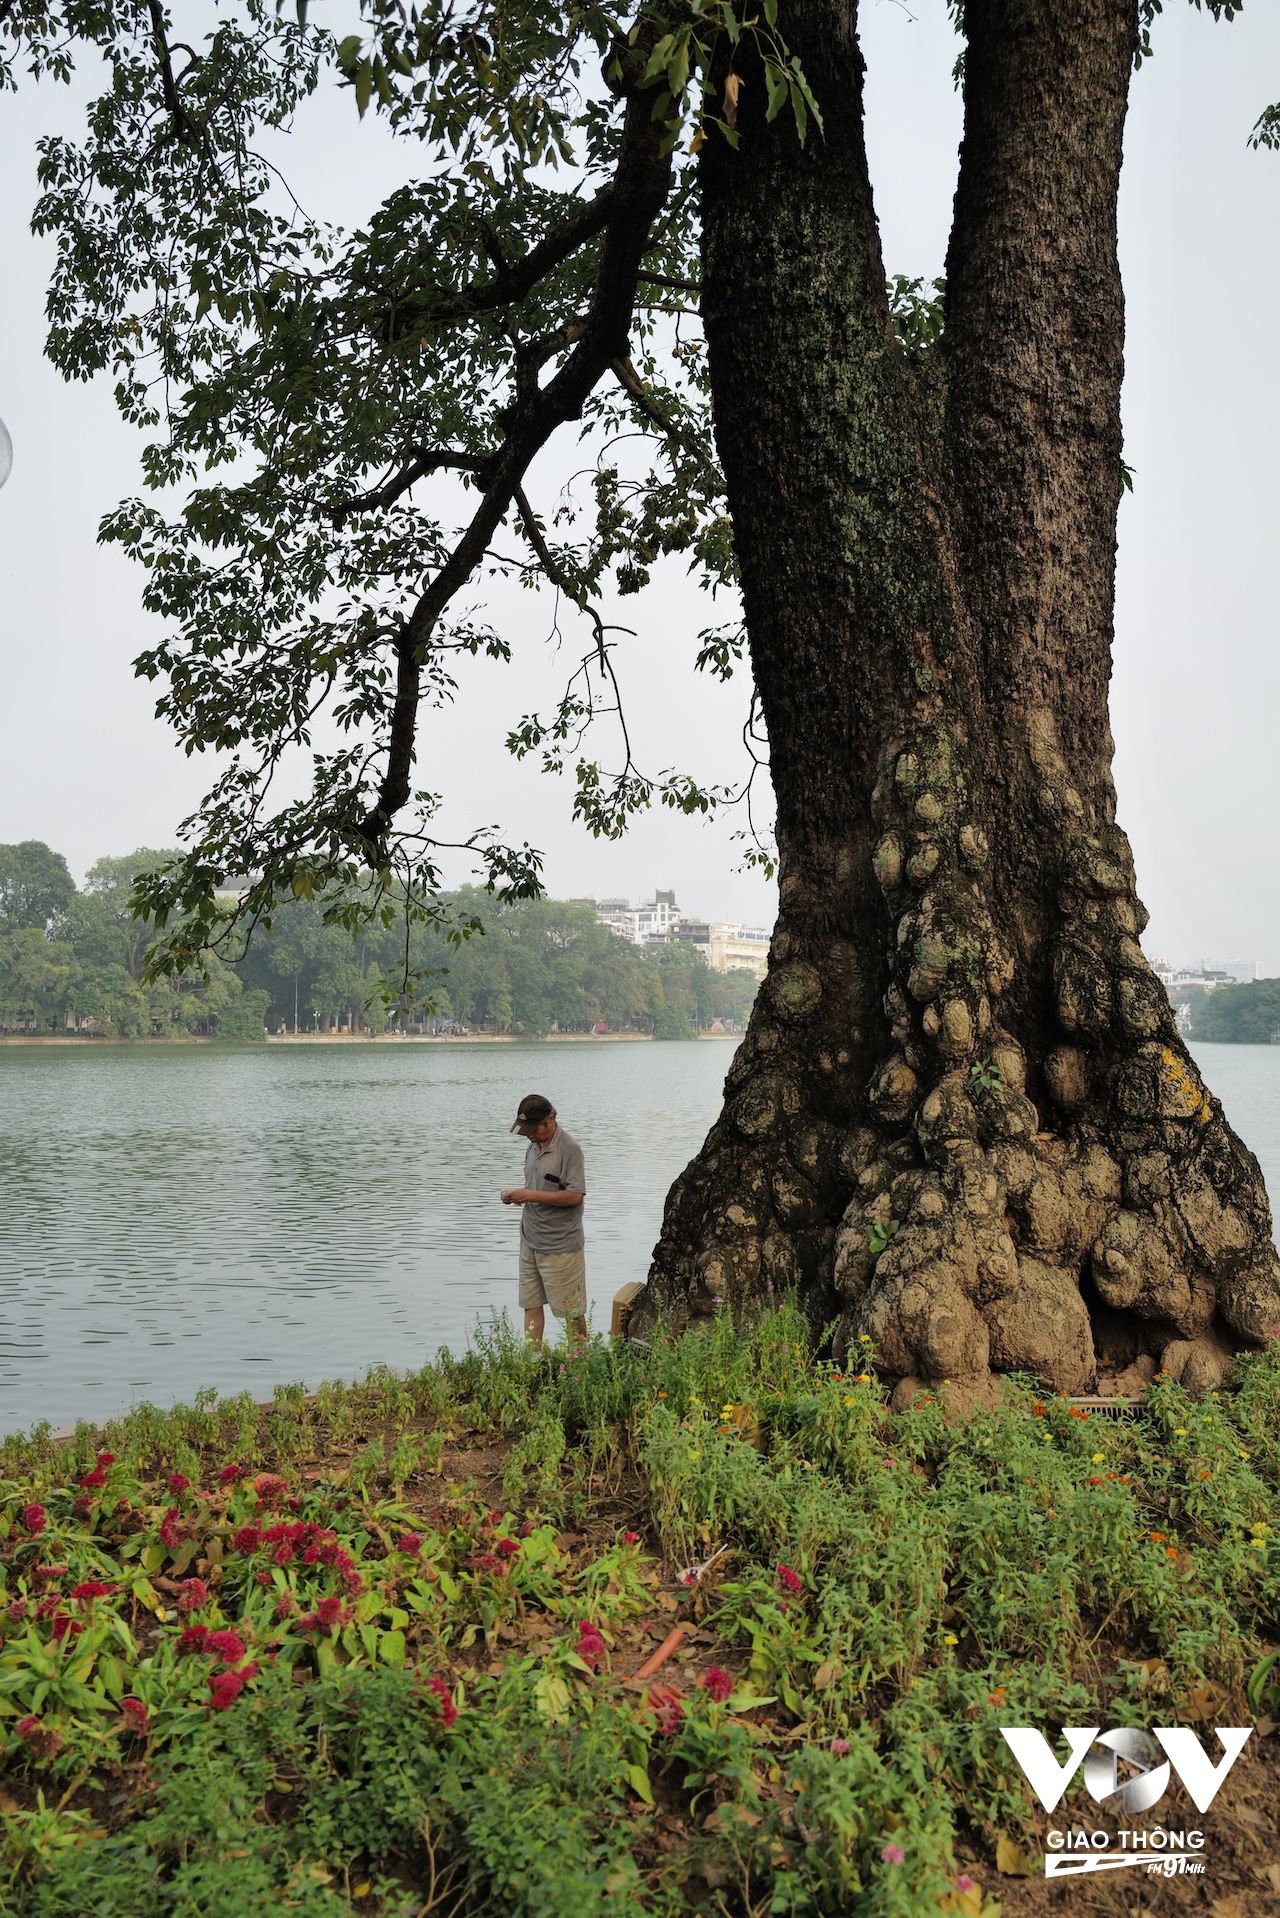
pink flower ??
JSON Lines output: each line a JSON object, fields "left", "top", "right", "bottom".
{"left": 276, "top": 1592, "right": 295, "bottom": 1620}
{"left": 177, "top": 1625, "right": 209, "bottom": 1653}
{"left": 955, "top": 1876, "right": 976, "bottom": 1894}
{"left": 168, "top": 1473, "right": 190, "bottom": 1496}
{"left": 830, "top": 1737, "right": 850, "bottom": 1754}
{"left": 78, "top": 1469, "right": 107, "bottom": 1490}
{"left": 220, "top": 1464, "right": 246, "bottom": 1486}
{"left": 21, "top": 1503, "right": 47, "bottom": 1536}
{"left": 398, "top": 1533, "right": 423, "bottom": 1556}
{"left": 121, "top": 1697, "right": 150, "bottom": 1736}
{"left": 576, "top": 1621, "right": 607, "bottom": 1668}
{"left": 519, "top": 1519, "right": 535, "bottom": 1538}
{"left": 32, "top": 1564, "right": 68, "bottom": 1583}
{"left": 16, "top": 1715, "right": 42, "bottom": 1739}
{"left": 698, "top": 1667, "right": 733, "bottom": 1703}
{"left": 176, "top": 1578, "right": 208, "bottom": 1614}
{"left": 624, "top": 1531, "right": 640, "bottom": 1545}
{"left": 204, "top": 1628, "right": 246, "bottom": 1665}
{"left": 776, "top": 1564, "right": 801, "bottom": 1595}
{"left": 881, "top": 1844, "right": 905, "bottom": 1865}
{"left": 7, "top": 1599, "right": 30, "bottom": 1621}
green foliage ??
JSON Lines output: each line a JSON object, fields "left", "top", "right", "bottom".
{"left": 0, "top": 843, "right": 77, "bottom": 935}
{"left": 966, "top": 1059, "right": 1003, "bottom": 1097}
{"left": 0, "top": 1313, "right": 1278, "bottom": 1911}
{"left": 866, "top": 1217, "right": 898, "bottom": 1256}
{"left": 1185, "top": 977, "right": 1280, "bottom": 1044}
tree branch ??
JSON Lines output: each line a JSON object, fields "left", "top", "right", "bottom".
{"left": 360, "top": 72, "right": 675, "bottom": 849}
{"left": 383, "top": 187, "right": 616, "bottom": 337}
{"left": 146, "top": 0, "right": 200, "bottom": 147}
{"left": 331, "top": 447, "right": 488, "bottom": 524}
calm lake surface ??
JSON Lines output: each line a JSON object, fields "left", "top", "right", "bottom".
{"left": 0, "top": 1039, "right": 739, "bottom": 1432}
{"left": 1, "top": 1038, "right": 1277, "bottom": 1434}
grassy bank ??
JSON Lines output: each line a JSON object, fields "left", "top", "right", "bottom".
{"left": 1, "top": 1306, "right": 1278, "bottom": 1917}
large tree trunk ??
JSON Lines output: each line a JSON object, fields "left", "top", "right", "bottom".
{"left": 633, "top": 0, "right": 1280, "bottom": 1400}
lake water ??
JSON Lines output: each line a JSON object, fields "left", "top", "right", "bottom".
{"left": 2, "top": 1038, "right": 1277, "bottom": 1436}
{"left": 0, "top": 1038, "right": 739, "bottom": 1433}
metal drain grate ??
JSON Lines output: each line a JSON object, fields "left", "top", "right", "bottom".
{"left": 1066, "top": 1395, "right": 1143, "bottom": 1420}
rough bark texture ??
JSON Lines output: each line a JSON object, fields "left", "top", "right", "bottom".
{"left": 632, "top": 0, "right": 1280, "bottom": 1400}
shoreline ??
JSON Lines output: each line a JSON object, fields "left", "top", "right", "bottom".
{"left": 0, "top": 1030, "right": 741, "bottom": 1047}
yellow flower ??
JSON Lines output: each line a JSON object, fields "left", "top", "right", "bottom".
{"left": 1091, "top": 1453, "right": 1105, "bottom": 1464}
{"left": 859, "top": 1333, "right": 872, "bottom": 1343}
{"left": 943, "top": 1633, "right": 958, "bottom": 1646}
{"left": 721, "top": 1404, "right": 736, "bottom": 1414}
{"left": 1239, "top": 1450, "right": 1251, "bottom": 1460}
{"left": 856, "top": 1373, "right": 871, "bottom": 1384}
{"left": 843, "top": 1396, "right": 855, "bottom": 1407}
{"left": 1174, "top": 1427, "right": 1187, "bottom": 1437}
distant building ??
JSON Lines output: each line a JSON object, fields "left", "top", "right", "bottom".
{"left": 594, "top": 889, "right": 772, "bottom": 979}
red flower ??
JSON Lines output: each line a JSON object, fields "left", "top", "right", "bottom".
{"left": 70, "top": 1581, "right": 117, "bottom": 1602}
{"left": 519, "top": 1520, "right": 535, "bottom": 1538}
{"left": 96, "top": 1453, "right": 116, "bottom": 1468}
{"left": 576, "top": 1621, "right": 607, "bottom": 1668}
{"left": 72, "top": 1494, "right": 96, "bottom": 1519}
{"left": 78, "top": 1469, "right": 107, "bottom": 1490}
{"left": 276, "top": 1592, "right": 295, "bottom": 1621}
{"left": 177, "top": 1625, "right": 209, "bottom": 1654}
{"left": 316, "top": 1594, "right": 343, "bottom": 1628}
{"left": 1087, "top": 1477, "right": 1104, "bottom": 1486}
{"left": 15, "top": 1716, "right": 63, "bottom": 1761}
{"left": 496, "top": 1536, "right": 518, "bottom": 1559}
{"left": 209, "top": 1662, "right": 258, "bottom": 1711}
{"left": 121, "top": 1697, "right": 150, "bottom": 1737}
{"left": 176, "top": 1578, "right": 208, "bottom": 1614}
{"left": 1031, "top": 1405, "right": 1045, "bottom": 1418}
{"left": 219, "top": 1464, "right": 246, "bottom": 1487}
{"left": 7, "top": 1599, "right": 30, "bottom": 1621}
{"left": 205, "top": 1628, "right": 246, "bottom": 1665}
{"left": 32, "top": 1564, "right": 68, "bottom": 1583}
{"left": 232, "top": 1526, "right": 262, "bottom": 1554}
{"left": 286, "top": 1495, "right": 303, "bottom": 1514}
{"left": 159, "top": 1509, "right": 186, "bottom": 1551}
{"left": 253, "top": 1473, "right": 286, "bottom": 1499}
{"left": 273, "top": 1541, "right": 295, "bottom": 1566}
{"left": 417, "top": 1675, "right": 457, "bottom": 1730}
{"left": 488, "top": 1511, "right": 501, "bottom": 1527}
{"left": 168, "top": 1473, "right": 190, "bottom": 1496}
{"left": 624, "top": 1532, "right": 640, "bottom": 1545}
{"left": 51, "top": 1614, "right": 83, "bottom": 1642}
{"left": 35, "top": 1595, "right": 62, "bottom": 1619}
{"left": 698, "top": 1667, "right": 733, "bottom": 1703}
{"left": 398, "top": 1533, "right": 423, "bottom": 1556}
{"left": 255, "top": 1572, "right": 274, "bottom": 1587}
{"left": 776, "top": 1564, "right": 802, "bottom": 1595}
{"left": 21, "top": 1503, "right": 47, "bottom": 1536}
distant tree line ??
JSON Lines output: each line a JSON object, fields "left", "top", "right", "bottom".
{"left": 0, "top": 845, "right": 759, "bottom": 1040}
{"left": 1186, "top": 979, "right": 1280, "bottom": 1046}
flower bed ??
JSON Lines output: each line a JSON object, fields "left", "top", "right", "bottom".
{"left": 1, "top": 1307, "right": 1278, "bottom": 1915}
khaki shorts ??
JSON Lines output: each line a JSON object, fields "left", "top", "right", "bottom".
{"left": 519, "top": 1241, "right": 587, "bottom": 1320}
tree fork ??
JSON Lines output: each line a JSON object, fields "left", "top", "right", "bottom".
{"left": 634, "top": 0, "right": 1280, "bottom": 1399}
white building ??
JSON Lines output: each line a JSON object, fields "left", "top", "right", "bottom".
{"left": 594, "top": 890, "right": 772, "bottom": 979}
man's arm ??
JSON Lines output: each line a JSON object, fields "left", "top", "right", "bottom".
{"left": 500, "top": 1187, "right": 584, "bottom": 1206}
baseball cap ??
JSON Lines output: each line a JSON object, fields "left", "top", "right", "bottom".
{"left": 511, "top": 1093, "right": 555, "bottom": 1134}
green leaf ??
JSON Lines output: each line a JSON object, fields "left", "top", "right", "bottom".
{"left": 354, "top": 60, "right": 373, "bottom": 119}
{"left": 626, "top": 1763, "right": 654, "bottom": 1804}
{"left": 379, "top": 1629, "right": 407, "bottom": 1668}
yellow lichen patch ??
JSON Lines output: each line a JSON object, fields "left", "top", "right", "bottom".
{"left": 1160, "top": 1046, "right": 1208, "bottom": 1120}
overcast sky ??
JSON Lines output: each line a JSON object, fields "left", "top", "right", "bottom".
{"left": 1, "top": 2, "right": 1277, "bottom": 958}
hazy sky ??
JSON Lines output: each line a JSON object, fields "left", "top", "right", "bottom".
{"left": 1, "top": 2, "right": 1277, "bottom": 956}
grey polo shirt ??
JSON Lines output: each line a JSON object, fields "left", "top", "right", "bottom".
{"left": 520, "top": 1125, "right": 587, "bottom": 1254}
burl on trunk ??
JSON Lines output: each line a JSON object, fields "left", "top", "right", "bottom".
{"left": 633, "top": 0, "right": 1280, "bottom": 1399}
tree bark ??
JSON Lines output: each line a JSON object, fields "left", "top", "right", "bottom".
{"left": 634, "top": 0, "right": 1280, "bottom": 1400}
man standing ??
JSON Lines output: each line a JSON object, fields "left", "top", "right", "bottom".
{"left": 501, "top": 1094, "right": 588, "bottom": 1346}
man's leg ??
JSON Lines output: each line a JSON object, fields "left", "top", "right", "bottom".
{"left": 518, "top": 1242, "right": 548, "bottom": 1345}
{"left": 543, "top": 1250, "right": 588, "bottom": 1349}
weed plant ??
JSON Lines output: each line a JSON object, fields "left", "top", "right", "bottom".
{"left": 0, "top": 1302, "right": 1277, "bottom": 1916}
